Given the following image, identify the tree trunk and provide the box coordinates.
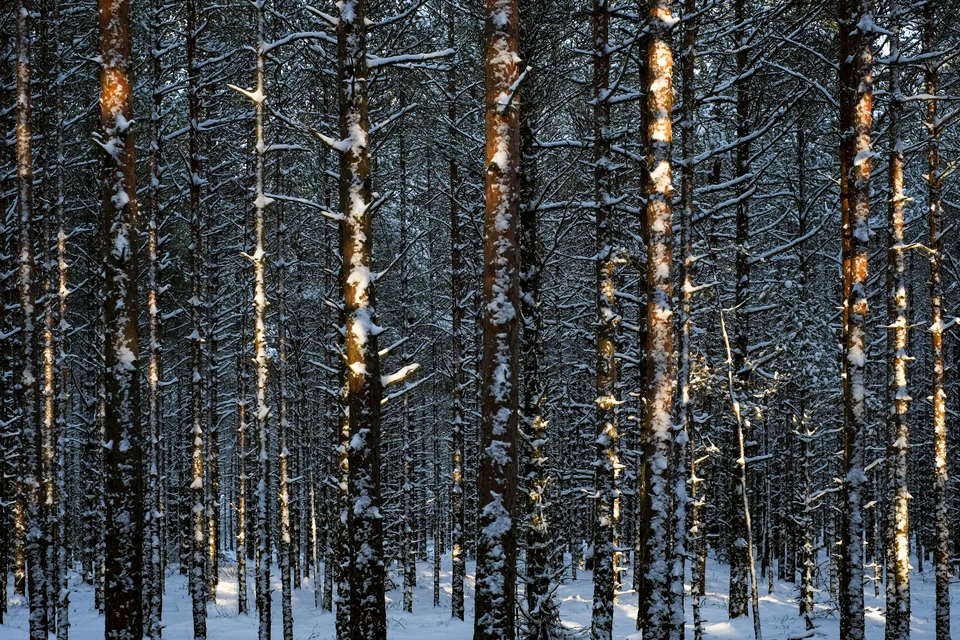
[885,4,910,637]
[15,1,48,637]
[187,0,208,631]
[591,2,620,637]
[924,5,949,639]
[206,241,220,601]
[728,0,752,617]
[641,2,679,637]
[335,3,387,638]
[475,0,521,635]
[679,0,698,634]
[98,0,145,630]
[143,0,166,629]
[227,1,273,635]
[447,0,465,621]
[277,169,294,640]
[838,0,873,637]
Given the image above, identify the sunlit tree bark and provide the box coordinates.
[475,0,521,636]
[640,1,680,637]
[97,0,145,631]
[838,0,873,637]
[924,5,949,639]
[591,2,620,637]
[186,0,208,630]
[333,2,387,637]
[884,4,910,638]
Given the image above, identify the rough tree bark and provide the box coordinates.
[885,4,910,637]
[447,0,465,621]
[474,0,521,636]
[143,0,167,630]
[728,0,752,617]
[277,165,294,640]
[641,2,680,637]
[591,1,621,637]
[97,0,145,631]
[335,2,387,638]
[838,0,873,637]
[924,5,949,639]
[15,1,48,637]
[679,0,698,635]
[228,2,272,636]
[187,0,208,630]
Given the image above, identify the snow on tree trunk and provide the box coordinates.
[640,2,680,637]
[97,0,146,631]
[678,0,698,634]
[276,173,294,640]
[398,129,416,616]
[228,1,274,635]
[16,1,48,637]
[924,5,950,639]
[728,0,752,618]
[187,0,208,631]
[335,2,387,637]
[591,1,621,637]
[143,0,167,630]
[475,0,522,636]
[518,8,557,634]
[447,1,466,621]
[236,343,249,615]
[206,240,221,601]
[838,0,873,637]
[884,4,910,638]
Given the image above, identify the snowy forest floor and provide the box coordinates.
[0,552,957,639]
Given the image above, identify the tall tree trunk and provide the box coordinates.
[719,310,762,640]
[641,2,679,637]
[399,129,416,615]
[447,0,465,621]
[277,168,295,640]
[55,213,69,640]
[15,1,47,637]
[236,344,249,615]
[728,0,752,617]
[924,5,949,639]
[143,0,166,629]
[591,1,620,637]
[885,4,910,637]
[518,3,556,638]
[229,1,273,635]
[838,0,873,637]
[97,0,145,630]
[475,0,521,636]
[679,0,698,634]
[38,1,59,625]
[187,0,208,632]
[335,2,386,638]
[206,241,220,600]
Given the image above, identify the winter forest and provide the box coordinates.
[6,0,960,637]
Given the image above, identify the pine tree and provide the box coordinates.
[884,3,910,637]
[15,1,48,636]
[924,4,950,638]
[475,0,522,636]
[838,0,873,637]
[641,1,680,636]
[97,0,145,631]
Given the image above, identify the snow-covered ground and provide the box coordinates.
[1,553,957,639]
